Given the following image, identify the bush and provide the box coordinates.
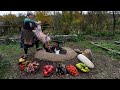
[77,33,86,41]
[3,35,18,45]
[51,34,78,42]
[92,31,113,37]
[84,25,93,34]
[4,36,11,45]
[51,31,62,35]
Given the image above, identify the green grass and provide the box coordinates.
[65,38,120,60]
[0,60,11,78]
[94,40,120,59]
[78,32,120,60]
[95,40,120,51]
[0,42,43,79]
[0,32,120,79]
[65,40,107,54]
[76,40,107,54]
[0,42,23,79]
[0,43,23,58]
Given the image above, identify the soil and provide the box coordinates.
[17,44,120,79]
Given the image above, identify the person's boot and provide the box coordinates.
[23,54,28,59]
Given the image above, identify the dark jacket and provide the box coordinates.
[51,46,67,54]
[23,18,37,31]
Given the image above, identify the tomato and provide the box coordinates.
[43,69,47,72]
[48,68,52,73]
[50,65,54,69]
[48,65,51,68]
[43,66,46,69]
[43,71,48,76]
[19,64,25,71]
[66,65,79,76]
[45,65,49,69]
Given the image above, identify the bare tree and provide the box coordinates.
[53,11,56,31]
[112,11,120,35]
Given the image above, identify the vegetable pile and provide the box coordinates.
[26,61,39,74]
[76,63,90,73]
[66,65,79,76]
[56,64,67,77]
[18,48,94,78]
[43,65,54,76]
[18,58,39,74]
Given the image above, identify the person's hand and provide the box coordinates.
[37,21,41,25]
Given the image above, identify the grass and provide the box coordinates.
[65,32,120,60]
[95,40,120,51]
[0,42,23,79]
[65,40,120,60]
[0,31,120,79]
[0,43,23,58]
[0,42,43,79]
[0,60,11,78]
[66,40,107,54]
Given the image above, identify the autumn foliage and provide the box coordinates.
[0,11,120,36]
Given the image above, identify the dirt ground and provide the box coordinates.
[16,44,120,79]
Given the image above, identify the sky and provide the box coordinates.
[0,11,35,16]
[0,11,88,16]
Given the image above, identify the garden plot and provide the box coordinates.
[90,41,120,55]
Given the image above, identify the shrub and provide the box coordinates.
[77,33,86,41]
[4,36,11,45]
[51,34,78,42]
[92,31,113,37]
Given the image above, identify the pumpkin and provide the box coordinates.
[82,49,93,61]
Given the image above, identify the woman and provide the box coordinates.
[20,12,40,58]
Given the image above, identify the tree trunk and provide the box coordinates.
[113,11,115,36]
[53,11,56,31]
[69,11,73,31]
[80,11,83,33]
